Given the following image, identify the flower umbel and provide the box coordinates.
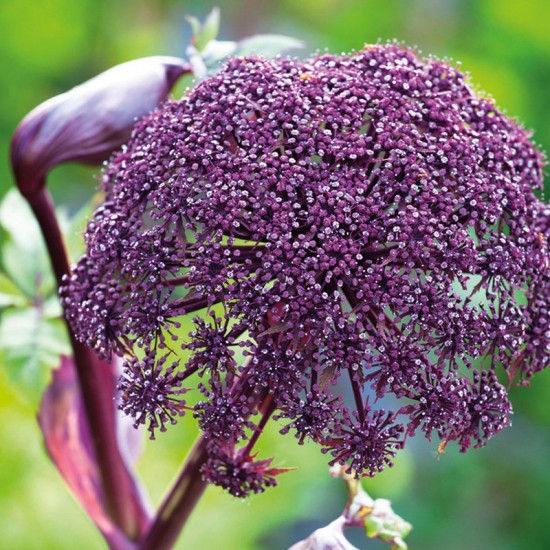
[200,444,291,497]
[63,44,549,484]
[118,350,188,439]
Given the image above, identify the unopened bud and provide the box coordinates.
[11,56,190,197]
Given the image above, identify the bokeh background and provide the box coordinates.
[0,1,549,549]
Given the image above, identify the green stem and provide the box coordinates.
[27,185,146,539]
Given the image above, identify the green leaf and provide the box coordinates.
[187,7,221,53]
[1,240,55,298]
[183,12,304,81]
[0,190,54,297]
[0,307,71,401]
[0,189,42,250]
[364,498,412,550]
[0,272,28,308]
[200,7,221,50]
[0,187,89,301]
[202,40,238,66]
[185,15,201,41]
[233,34,305,57]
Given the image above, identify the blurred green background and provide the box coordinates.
[0,1,549,549]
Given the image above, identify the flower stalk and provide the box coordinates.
[138,436,209,550]
[26,185,147,538]
[10,55,194,542]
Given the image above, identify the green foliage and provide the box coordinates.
[233,35,305,57]
[365,506,411,550]
[0,273,27,308]
[185,7,303,79]
[335,466,412,549]
[0,191,54,297]
[0,308,70,402]
[0,191,79,404]
[186,7,221,53]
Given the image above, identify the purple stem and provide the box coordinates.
[243,394,276,456]
[138,435,209,550]
[140,360,267,549]
[348,369,366,425]
[27,185,147,539]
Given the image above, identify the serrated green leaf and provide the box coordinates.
[233,34,305,57]
[0,190,55,297]
[0,308,71,400]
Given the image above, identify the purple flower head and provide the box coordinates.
[194,386,257,443]
[63,43,549,486]
[326,408,405,476]
[200,445,289,498]
[457,369,512,451]
[399,365,470,442]
[275,387,343,445]
[117,350,188,439]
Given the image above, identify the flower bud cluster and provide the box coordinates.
[62,44,548,493]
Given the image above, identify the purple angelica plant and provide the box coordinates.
[62,44,549,494]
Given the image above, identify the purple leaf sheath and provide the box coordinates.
[38,355,151,549]
[11,56,191,199]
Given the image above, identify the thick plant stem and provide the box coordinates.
[139,436,209,550]
[27,186,146,539]
[140,388,273,549]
